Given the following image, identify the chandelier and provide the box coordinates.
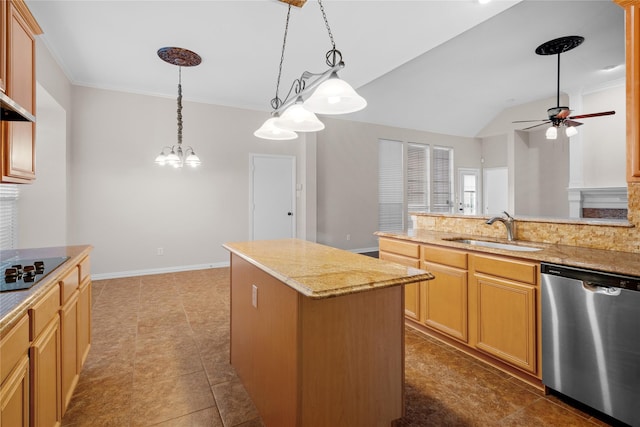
[154,47,202,168]
[254,0,367,140]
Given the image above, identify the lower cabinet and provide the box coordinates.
[379,238,421,320]
[471,254,538,375]
[30,316,61,427]
[77,280,91,369]
[379,238,542,385]
[0,314,30,427]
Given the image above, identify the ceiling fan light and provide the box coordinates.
[254,117,299,140]
[303,72,367,115]
[565,125,578,137]
[274,99,325,132]
[546,126,558,140]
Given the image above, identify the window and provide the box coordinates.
[0,184,19,250]
[378,140,454,231]
[432,146,454,213]
[378,139,404,231]
[407,143,429,224]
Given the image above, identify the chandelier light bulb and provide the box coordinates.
[155,153,167,165]
[304,72,367,115]
[546,125,558,140]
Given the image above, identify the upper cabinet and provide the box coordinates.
[1,0,42,183]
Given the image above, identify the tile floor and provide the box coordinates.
[61,268,616,427]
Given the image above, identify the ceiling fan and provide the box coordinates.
[513,35,615,140]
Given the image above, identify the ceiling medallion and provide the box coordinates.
[535,36,584,56]
[157,47,202,67]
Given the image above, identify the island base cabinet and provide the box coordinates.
[230,254,404,427]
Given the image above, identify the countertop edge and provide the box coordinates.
[0,245,93,337]
[376,231,640,277]
[223,241,434,299]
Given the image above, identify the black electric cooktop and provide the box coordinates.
[1,256,69,292]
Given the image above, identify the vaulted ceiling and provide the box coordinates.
[26,0,624,137]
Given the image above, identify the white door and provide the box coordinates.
[250,154,296,240]
[483,167,508,216]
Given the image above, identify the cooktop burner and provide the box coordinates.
[1,256,69,292]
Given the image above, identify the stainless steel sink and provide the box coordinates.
[447,239,543,252]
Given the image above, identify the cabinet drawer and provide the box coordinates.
[379,238,420,258]
[422,245,468,269]
[29,285,60,340]
[380,251,420,268]
[79,256,90,283]
[59,266,79,304]
[472,254,537,285]
[0,314,29,384]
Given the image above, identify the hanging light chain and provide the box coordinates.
[177,66,183,146]
[271,4,292,110]
[317,0,342,67]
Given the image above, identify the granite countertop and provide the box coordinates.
[0,245,93,337]
[376,230,640,277]
[223,239,434,299]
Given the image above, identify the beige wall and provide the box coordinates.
[316,117,481,251]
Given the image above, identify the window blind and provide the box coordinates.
[0,184,19,250]
[378,139,404,231]
[432,146,453,213]
[407,143,429,220]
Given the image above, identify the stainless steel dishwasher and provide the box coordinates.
[541,263,640,426]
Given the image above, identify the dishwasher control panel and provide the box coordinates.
[541,263,640,292]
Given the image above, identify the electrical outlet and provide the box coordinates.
[157,247,164,256]
[346,234,351,241]
[252,285,258,308]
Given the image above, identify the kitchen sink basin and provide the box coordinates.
[447,239,543,252]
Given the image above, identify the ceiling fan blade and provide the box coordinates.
[512,119,548,123]
[521,121,551,131]
[564,120,583,127]
[568,111,615,120]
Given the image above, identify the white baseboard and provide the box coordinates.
[91,261,230,281]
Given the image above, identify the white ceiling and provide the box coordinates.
[25,0,624,138]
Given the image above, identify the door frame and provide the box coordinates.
[249,153,297,240]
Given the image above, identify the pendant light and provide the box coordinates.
[254,0,366,140]
[154,47,202,168]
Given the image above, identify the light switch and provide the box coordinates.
[252,284,258,308]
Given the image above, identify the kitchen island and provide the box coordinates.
[223,239,433,427]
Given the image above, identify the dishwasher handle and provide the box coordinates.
[583,282,622,296]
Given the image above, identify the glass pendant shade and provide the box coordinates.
[274,98,325,132]
[546,126,558,140]
[254,117,299,140]
[303,72,367,115]
[565,125,578,137]
[155,153,167,165]
[185,152,201,167]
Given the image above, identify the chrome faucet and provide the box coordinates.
[486,211,515,241]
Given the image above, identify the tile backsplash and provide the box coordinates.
[414,182,640,254]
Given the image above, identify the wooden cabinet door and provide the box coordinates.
[3,1,36,182]
[77,281,92,369]
[1,0,6,93]
[474,274,536,373]
[60,292,78,416]
[0,355,29,427]
[30,317,61,427]
[379,250,421,320]
[422,262,468,342]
